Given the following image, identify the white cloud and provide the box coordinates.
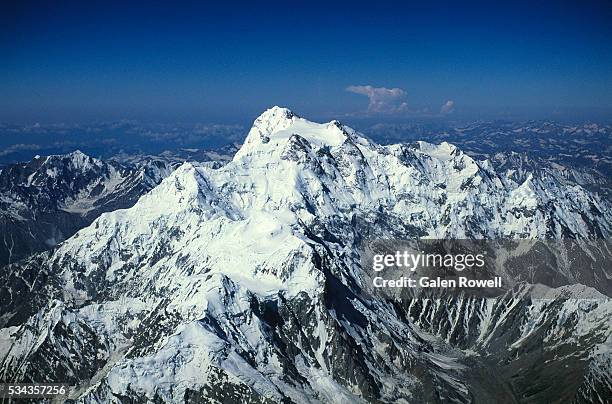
[440,100,455,114]
[0,143,42,157]
[346,85,409,114]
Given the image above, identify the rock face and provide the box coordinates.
[0,107,610,403]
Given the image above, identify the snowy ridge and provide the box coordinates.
[0,108,610,403]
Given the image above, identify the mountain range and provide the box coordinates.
[0,107,610,403]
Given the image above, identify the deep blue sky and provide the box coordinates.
[1,0,611,123]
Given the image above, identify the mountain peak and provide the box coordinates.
[233,107,357,161]
[59,149,102,170]
[68,149,87,157]
[252,106,298,137]
[258,105,297,121]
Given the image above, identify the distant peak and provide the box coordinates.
[42,149,89,161]
[68,149,88,158]
[65,149,96,165]
[47,149,102,170]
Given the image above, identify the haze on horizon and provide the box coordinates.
[1,0,611,124]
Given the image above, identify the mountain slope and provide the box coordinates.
[0,151,177,266]
[0,107,610,403]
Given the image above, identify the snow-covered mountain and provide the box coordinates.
[0,151,174,266]
[367,120,612,200]
[0,107,610,403]
[366,120,612,178]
